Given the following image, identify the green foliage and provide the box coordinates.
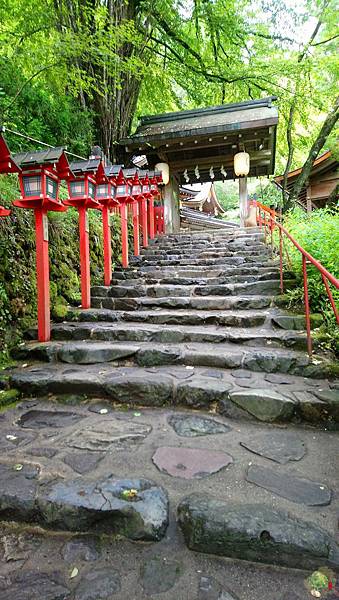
[253,181,283,207]
[214,181,239,211]
[279,206,339,354]
[0,175,127,363]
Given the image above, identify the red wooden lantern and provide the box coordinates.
[13,147,70,342]
[140,171,156,241]
[0,130,20,217]
[114,169,133,268]
[65,159,102,309]
[96,164,120,286]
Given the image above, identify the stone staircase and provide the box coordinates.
[1,227,339,597]
[12,227,338,423]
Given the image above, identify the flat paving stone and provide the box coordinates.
[264,373,292,384]
[62,451,105,474]
[61,535,99,562]
[74,568,121,599]
[246,464,332,506]
[152,446,233,479]
[231,369,252,379]
[140,556,183,593]
[63,418,152,451]
[1,571,70,600]
[17,409,84,429]
[169,414,231,437]
[240,432,306,464]
[0,430,36,450]
[198,575,240,600]
[26,446,58,458]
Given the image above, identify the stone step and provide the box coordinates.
[66,307,322,331]
[91,294,275,311]
[130,256,278,267]
[9,363,339,423]
[140,245,269,257]
[21,321,318,351]
[110,271,284,287]
[111,265,281,280]
[97,280,292,300]
[13,338,336,378]
[68,308,269,327]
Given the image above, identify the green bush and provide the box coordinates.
[0,175,130,363]
[279,206,339,354]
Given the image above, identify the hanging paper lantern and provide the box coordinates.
[234,152,250,176]
[155,162,170,185]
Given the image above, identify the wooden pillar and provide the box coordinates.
[163,175,180,234]
[239,177,248,228]
[306,183,312,213]
[78,206,91,309]
[34,208,51,341]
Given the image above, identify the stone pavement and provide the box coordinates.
[0,400,338,599]
[1,227,339,598]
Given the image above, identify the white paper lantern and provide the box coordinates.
[155,162,170,185]
[234,152,250,177]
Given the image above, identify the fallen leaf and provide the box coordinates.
[22,364,28,368]
[13,464,23,471]
[311,590,321,598]
[70,567,79,579]
[6,435,17,441]
[133,412,141,417]
[99,408,108,414]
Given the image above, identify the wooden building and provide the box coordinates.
[274,150,338,211]
[120,97,278,232]
[179,183,225,216]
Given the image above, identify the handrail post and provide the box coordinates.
[322,274,339,324]
[263,213,267,243]
[270,216,274,258]
[279,226,284,293]
[302,255,312,356]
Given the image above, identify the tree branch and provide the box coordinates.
[2,64,59,116]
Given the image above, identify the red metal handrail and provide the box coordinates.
[253,201,339,356]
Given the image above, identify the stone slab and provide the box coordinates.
[61,535,99,562]
[1,571,70,600]
[140,556,183,594]
[246,464,332,506]
[169,414,231,437]
[17,409,84,429]
[229,389,296,422]
[62,451,105,474]
[152,446,233,479]
[63,419,152,451]
[240,432,306,464]
[198,575,240,600]
[74,569,121,599]
[177,495,339,569]
[37,476,168,540]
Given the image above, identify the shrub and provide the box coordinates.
[279,206,339,354]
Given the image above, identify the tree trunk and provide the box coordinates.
[289,97,339,205]
[54,0,149,163]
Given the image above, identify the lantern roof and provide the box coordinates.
[120,97,278,183]
[69,158,101,175]
[13,146,70,178]
[105,164,123,177]
[0,130,20,174]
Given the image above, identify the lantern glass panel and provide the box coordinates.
[132,185,141,195]
[116,185,126,196]
[142,185,150,193]
[46,176,58,199]
[127,183,133,196]
[151,184,157,191]
[23,175,41,197]
[70,180,85,197]
[96,183,109,198]
[88,182,95,198]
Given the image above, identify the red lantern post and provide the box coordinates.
[115,169,133,268]
[12,147,70,341]
[95,164,120,286]
[66,159,101,308]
